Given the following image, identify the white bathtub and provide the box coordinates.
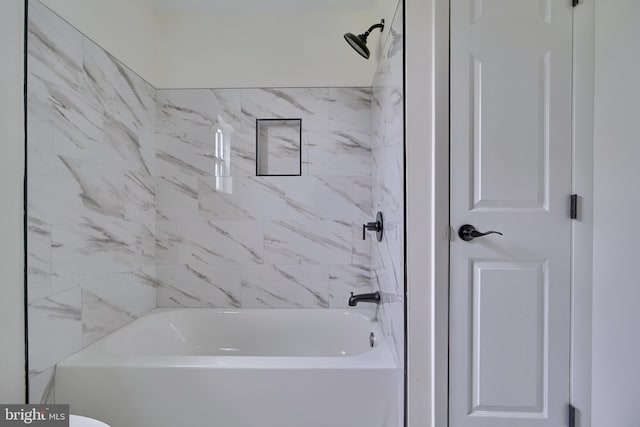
[55,309,397,427]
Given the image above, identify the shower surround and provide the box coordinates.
[154,87,373,310]
[27,0,380,405]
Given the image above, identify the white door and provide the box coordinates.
[449,1,574,427]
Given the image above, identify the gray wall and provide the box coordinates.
[0,0,26,404]
[592,0,640,424]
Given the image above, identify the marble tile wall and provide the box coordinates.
[371,2,405,427]
[155,88,374,310]
[27,1,157,404]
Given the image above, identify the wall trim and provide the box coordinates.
[405,0,449,425]
[570,0,595,425]
[0,0,27,404]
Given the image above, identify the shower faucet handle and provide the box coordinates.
[362,222,379,239]
[362,212,384,242]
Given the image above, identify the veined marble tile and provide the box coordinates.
[140,222,156,265]
[241,265,329,308]
[27,216,51,276]
[139,127,157,176]
[28,2,83,104]
[328,264,373,308]
[156,264,241,308]
[240,88,330,132]
[328,87,372,133]
[157,91,215,135]
[283,176,371,222]
[370,88,384,149]
[155,175,199,220]
[307,131,371,176]
[157,89,243,135]
[28,174,74,226]
[157,129,253,178]
[51,218,145,274]
[108,59,156,133]
[155,133,215,178]
[198,176,287,220]
[371,87,403,149]
[352,222,372,266]
[383,89,404,147]
[82,38,117,113]
[83,38,156,134]
[81,270,156,345]
[178,221,263,265]
[103,114,153,174]
[50,273,84,296]
[28,14,103,163]
[82,289,135,346]
[29,367,55,404]
[28,149,58,176]
[28,287,82,372]
[227,132,258,177]
[387,222,405,296]
[28,273,53,304]
[29,80,104,163]
[372,230,403,298]
[264,219,351,265]
[371,6,405,422]
[29,157,126,225]
[53,268,157,296]
[130,265,160,290]
[124,171,155,223]
[155,220,180,264]
[386,300,405,364]
[27,119,54,153]
[157,89,247,178]
[372,144,404,220]
[56,156,126,217]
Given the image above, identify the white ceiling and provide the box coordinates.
[146,0,374,13]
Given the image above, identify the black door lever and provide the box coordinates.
[458,224,503,242]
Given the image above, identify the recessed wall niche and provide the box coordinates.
[256,118,302,176]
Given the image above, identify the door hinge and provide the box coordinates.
[570,194,578,219]
[573,0,579,7]
[569,404,577,427]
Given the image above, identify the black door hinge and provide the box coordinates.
[570,194,578,219]
[569,404,576,427]
[573,0,579,7]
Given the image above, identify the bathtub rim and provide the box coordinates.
[57,308,396,370]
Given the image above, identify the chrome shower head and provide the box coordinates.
[343,19,385,59]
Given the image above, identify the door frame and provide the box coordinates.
[405,0,595,426]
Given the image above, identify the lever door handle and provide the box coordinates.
[458,224,503,242]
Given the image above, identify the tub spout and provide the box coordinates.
[348,291,381,306]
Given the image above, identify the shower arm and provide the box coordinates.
[362,21,384,38]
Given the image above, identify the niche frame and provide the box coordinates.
[255,118,303,177]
